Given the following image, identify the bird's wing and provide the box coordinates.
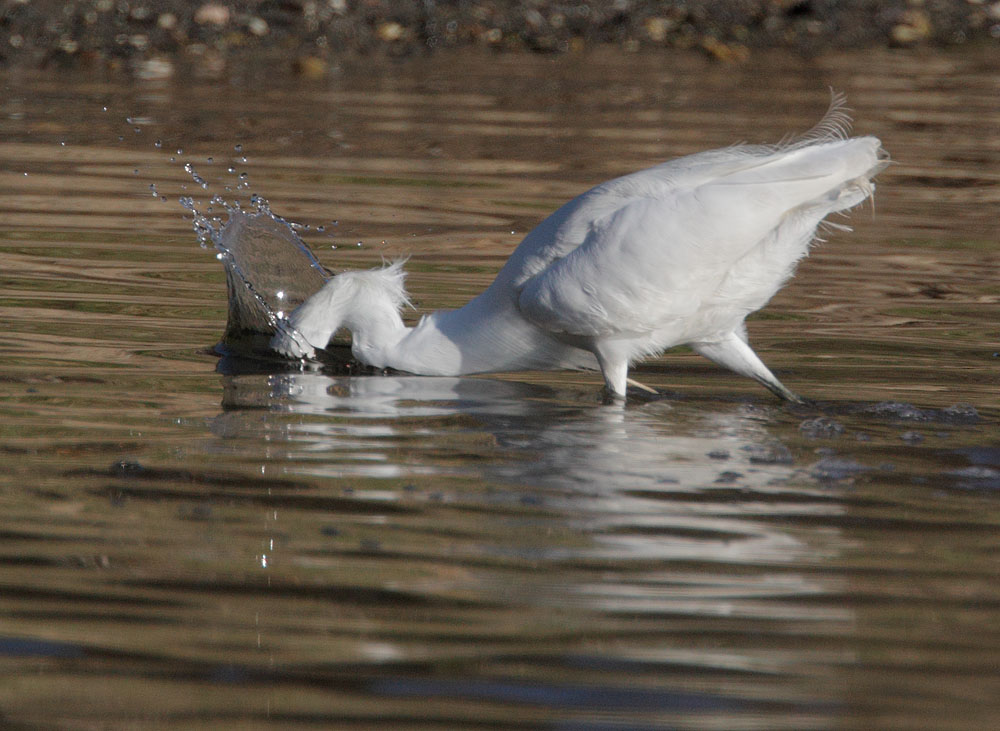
[515,192,732,338]
[515,137,884,340]
[499,145,822,290]
[501,93,870,292]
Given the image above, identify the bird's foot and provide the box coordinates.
[600,386,627,405]
[626,377,659,395]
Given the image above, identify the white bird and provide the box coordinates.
[270,98,888,401]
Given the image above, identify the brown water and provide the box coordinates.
[1,48,998,729]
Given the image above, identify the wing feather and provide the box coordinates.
[516,136,885,340]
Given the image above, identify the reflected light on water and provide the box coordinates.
[0,47,998,730]
[216,371,850,626]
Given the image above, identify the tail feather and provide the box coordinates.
[788,90,854,147]
[703,137,887,223]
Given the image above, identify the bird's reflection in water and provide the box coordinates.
[215,370,844,565]
[213,370,851,698]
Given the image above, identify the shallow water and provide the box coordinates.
[1,48,999,729]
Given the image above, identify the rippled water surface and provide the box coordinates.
[1,49,998,729]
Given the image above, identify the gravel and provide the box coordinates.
[1,0,998,76]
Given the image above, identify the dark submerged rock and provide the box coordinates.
[799,416,846,438]
[811,457,871,481]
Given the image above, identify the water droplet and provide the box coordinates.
[60,141,66,146]
[227,166,235,174]
[154,139,162,148]
[276,290,285,300]
[117,136,124,142]
[234,143,243,153]
[133,127,141,134]
[176,148,183,155]
[102,106,108,112]
[125,116,134,124]
[356,241,362,247]
[317,225,325,232]
[133,169,139,175]
[239,172,248,180]
[206,157,213,164]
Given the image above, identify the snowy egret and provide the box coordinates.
[270,98,888,401]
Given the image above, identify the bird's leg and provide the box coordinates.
[692,331,804,404]
[594,343,629,400]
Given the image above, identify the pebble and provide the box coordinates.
[247,17,269,37]
[376,22,406,42]
[644,17,676,43]
[891,9,933,44]
[194,3,230,27]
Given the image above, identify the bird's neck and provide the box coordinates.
[347,308,413,369]
[364,309,465,375]
[369,287,591,376]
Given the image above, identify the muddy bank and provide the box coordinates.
[1,0,998,76]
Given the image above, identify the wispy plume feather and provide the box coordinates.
[791,90,853,146]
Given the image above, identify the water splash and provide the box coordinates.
[213,203,333,357]
[113,111,296,333]
[175,167,330,356]
[131,127,338,360]
[183,162,209,189]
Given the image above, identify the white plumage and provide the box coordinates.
[271,98,888,400]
